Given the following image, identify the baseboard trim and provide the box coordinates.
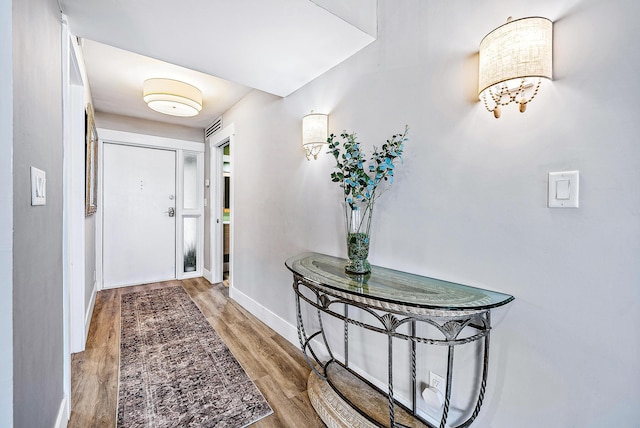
[54,395,69,428]
[84,280,97,343]
[229,286,301,349]
[203,268,213,284]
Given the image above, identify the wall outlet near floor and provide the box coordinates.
[422,371,446,411]
[429,371,445,395]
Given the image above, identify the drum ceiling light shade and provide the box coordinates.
[143,78,203,117]
[302,112,328,160]
[478,17,553,118]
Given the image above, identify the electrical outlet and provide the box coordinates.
[429,371,445,396]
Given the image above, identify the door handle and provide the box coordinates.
[166,207,175,217]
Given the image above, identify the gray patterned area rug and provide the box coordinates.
[117,285,273,427]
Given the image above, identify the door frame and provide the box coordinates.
[209,124,235,286]
[61,21,86,422]
[96,129,204,290]
[63,35,86,355]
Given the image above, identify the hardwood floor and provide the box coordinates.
[68,277,325,428]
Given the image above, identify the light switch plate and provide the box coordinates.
[548,171,579,208]
[30,166,46,206]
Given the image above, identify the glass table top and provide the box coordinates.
[286,252,514,312]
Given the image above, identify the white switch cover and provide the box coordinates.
[556,179,570,200]
[30,166,46,206]
[548,171,579,208]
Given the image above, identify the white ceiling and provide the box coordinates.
[79,39,252,128]
[60,0,376,129]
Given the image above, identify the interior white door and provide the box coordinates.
[103,143,176,288]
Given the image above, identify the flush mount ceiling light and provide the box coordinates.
[143,78,203,117]
[302,112,328,160]
[478,17,553,118]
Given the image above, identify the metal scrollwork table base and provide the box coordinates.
[286,253,514,428]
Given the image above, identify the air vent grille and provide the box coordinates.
[205,116,223,139]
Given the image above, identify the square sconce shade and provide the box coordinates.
[478,17,553,118]
[302,112,328,160]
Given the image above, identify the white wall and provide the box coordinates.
[217,0,640,426]
[0,0,13,425]
[96,111,204,143]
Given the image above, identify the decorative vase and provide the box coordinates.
[344,201,373,274]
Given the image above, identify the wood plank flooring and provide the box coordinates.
[67,277,325,428]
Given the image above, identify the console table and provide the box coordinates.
[286,252,514,428]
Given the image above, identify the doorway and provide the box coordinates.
[209,124,234,286]
[222,143,230,286]
[102,143,176,288]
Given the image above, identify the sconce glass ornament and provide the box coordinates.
[302,112,328,160]
[478,17,553,118]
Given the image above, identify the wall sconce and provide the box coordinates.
[302,112,328,160]
[143,78,203,117]
[478,17,553,118]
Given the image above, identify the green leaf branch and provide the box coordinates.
[328,125,409,210]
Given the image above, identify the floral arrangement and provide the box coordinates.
[327,126,408,274]
[328,125,409,210]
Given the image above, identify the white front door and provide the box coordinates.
[103,143,176,288]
